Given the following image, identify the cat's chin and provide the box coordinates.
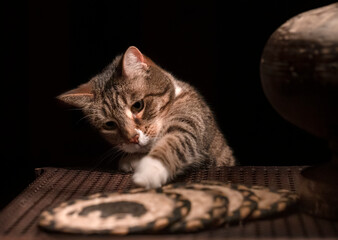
[119,143,150,154]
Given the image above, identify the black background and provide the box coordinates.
[2,0,335,209]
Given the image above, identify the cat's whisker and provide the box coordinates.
[104,154,123,170]
[86,156,106,172]
[95,148,118,167]
[94,146,124,170]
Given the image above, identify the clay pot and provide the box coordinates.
[260,3,338,219]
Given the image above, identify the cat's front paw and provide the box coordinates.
[132,156,169,189]
[118,159,134,173]
[118,154,145,173]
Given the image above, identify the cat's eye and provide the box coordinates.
[131,100,144,113]
[103,121,117,130]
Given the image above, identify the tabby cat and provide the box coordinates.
[58,46,235,188]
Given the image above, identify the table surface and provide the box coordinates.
[0,166,337,240]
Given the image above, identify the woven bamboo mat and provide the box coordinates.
[1,166,338,239]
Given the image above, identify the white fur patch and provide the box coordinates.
[164,72,182,97]
[135,129,150,147]
[173,81,182,97]
[132,156,169,189]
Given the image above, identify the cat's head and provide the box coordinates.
[58,46,175,153]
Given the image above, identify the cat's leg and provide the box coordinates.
[133,134,197,188]
[132,156,169,188]
[209,130,236,166]
[118,153,146,172]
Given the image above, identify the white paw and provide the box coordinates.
[132,156,169,189]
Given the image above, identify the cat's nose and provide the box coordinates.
[128,134,139,144]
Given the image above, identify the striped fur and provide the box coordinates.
[58,46,235,188]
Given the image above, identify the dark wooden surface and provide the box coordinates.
[1,166,338,239]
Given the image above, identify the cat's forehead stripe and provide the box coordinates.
[143,85,171,98]
[103,91,123,110]
[101,104,111,118]
[120,94,128,105]
[112,92,121,108]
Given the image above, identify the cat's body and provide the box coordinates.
[58,46,235,188]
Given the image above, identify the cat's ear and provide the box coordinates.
[122,46,148,78]
[57,82,94,108]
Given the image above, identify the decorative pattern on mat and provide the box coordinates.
[186,181,259,224]
[39,189,190,235]
[247,185,299,220]
[162,183,228,232]
[38,179,299,235]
